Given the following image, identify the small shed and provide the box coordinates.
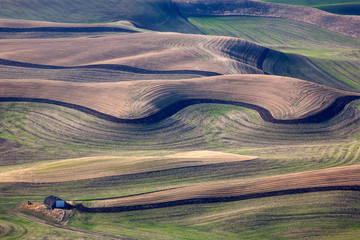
[43,196,67,209]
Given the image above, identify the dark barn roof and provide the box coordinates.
[43,195,65,209]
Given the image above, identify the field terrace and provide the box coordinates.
[1,1,360,239]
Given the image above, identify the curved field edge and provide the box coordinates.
[258,0,360,16]
[173,0,360,39]
[0,58,221,77]
[1,95,359,125]
[316,3,360,16]
[1,191,360,239]
[1,100,360,165]
[68,191,360,240]
[188,16,360,90]
[0,0,200,34]
[1,75,358,122]
[0,31,354,90]
[72,164,360,209]
[0,32,271,76]
[0,151,257,182]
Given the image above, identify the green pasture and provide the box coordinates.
[189,16,360,90]
[0,201,99,239]
[69,191,360,240]
[259,0,360,15]
[2,190,359,239]
[189,16,360,59]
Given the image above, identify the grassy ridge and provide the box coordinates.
[259,0,360,15]
[189,16,360,90]
[189,16,360,59]
[1,101,360,165]
[1,190,359,239]
[68,191,360,239]
[0,0,199,33]
[2,101,360,238]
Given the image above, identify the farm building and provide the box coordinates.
[43,196,67,209]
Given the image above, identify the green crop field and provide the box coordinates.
[259,0,360,15]
[189,16,360,90]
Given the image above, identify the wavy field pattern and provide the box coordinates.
[1,1,360,239]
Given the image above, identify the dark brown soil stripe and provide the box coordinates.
[74,185,360,213]
[0,58,221,76]
[0,27,138,33]
[1,95,359,124]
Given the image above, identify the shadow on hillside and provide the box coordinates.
[0,58,221,76]
[1,95,359,125]
[75,185,360,213]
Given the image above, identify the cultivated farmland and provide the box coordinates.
[1,0,360,239]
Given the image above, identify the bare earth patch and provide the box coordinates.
[20,202,74,224]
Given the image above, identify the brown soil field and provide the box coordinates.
[173,0,360,39]
[0,75,356,121]
[0,32,269,75]
[0,18,138,39]
[85,164,360,209]
[0,18,134,29]
[0,151,257,182]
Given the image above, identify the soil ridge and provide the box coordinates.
[1,95,359,124]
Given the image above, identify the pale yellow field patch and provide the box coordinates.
[167,150,257,162]
[0,151,257,183]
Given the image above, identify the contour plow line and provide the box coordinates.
[0,32,290,76]
[77,164,360,212]
[0,151,258,183]
[173,0,360,39]
[0,32,344,88]
[1,75,359,124]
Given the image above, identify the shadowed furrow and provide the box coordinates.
[77,165,360,212]
[0,58,221,77]
[0,33,278,76]
[0,75,357,123]
[2,100,360,164]
[0,65,207,82]
[0,27,137,33]
[1,95,359,124]
[0,31,348,88]
[76,186,360,213]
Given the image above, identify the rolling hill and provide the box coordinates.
[0,0,200,33]
[1,0,360,239]
[259,0,360,15]
[173,0,360,38]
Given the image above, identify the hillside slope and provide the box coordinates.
[189,16,360,90]
[259,0,360,16]
[0,0,200,33]
[0,75,357,122]
[173,0,360,38]
[0,31,349,90]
